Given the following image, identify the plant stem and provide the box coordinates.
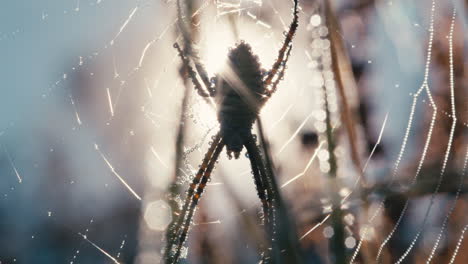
[323,0,364,180]
[164,1,197,262]
[322,71,347,263]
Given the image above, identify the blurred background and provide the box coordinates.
[0,0,467,263]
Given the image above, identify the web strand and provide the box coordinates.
[351,1,439,262]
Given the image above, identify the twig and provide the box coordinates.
[323,0,365,180]
[321,67,347,263]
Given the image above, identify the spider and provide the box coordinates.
[166,0,299,263]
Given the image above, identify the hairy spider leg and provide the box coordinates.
[174,42,213,98]
[244,135,279,264]
[176,0,216,97]
[172,133,222,231]
[244,136,269,224]
[172,138,225,263]
[263,0,298,92]
[167,133,221,261]
[244,134,270,225]
[194,59,216,96]
[263,45,292,99]
[244,137,276,222]
[244,134,274,263]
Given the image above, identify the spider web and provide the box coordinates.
[348,1,467,263]
[0,0,466,263]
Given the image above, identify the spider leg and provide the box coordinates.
[244,134,279,264]
[263,0,298,95]
[174,42,212,98]
[244,136,276,223]
[166,132,221,262]
[192,55,216,97]
[172,136,225,263]
[244,134,273,263]
[262,44,292,100]
[244,134,270,226]
[176,0,216,97]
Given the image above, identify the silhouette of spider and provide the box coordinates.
[166,0,299,263]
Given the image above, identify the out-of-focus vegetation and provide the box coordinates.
[0,0,466,263]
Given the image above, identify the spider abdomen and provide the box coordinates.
[218,84,260,159]
[216,42,265,159]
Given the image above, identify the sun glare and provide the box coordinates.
[201,27,234,76]
[192,97,218,128]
